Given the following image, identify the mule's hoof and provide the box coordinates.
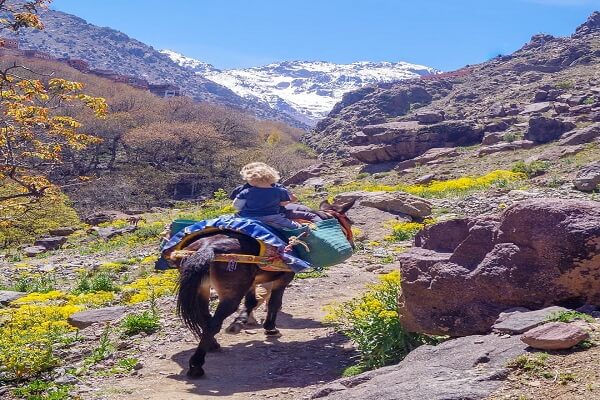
[187,366,205,379]
[208,341,221,352]
[264,328,281,337]
[225,322,243,334]
[246,314,259,326]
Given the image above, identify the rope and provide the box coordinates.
[284,231,310,253]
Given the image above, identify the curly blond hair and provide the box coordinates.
[240,162,281,186]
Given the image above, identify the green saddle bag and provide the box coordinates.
[281,219,353,268]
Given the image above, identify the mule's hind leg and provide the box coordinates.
[225,288,258,334]
[188,279,212,378]
[263,273,294,336]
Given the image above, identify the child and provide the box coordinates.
[232,163,301,230]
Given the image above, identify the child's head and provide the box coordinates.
[240,162,280,186]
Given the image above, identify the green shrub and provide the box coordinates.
[121,311,160,336]
[12,380,72,400]
[556,80,574,89]
[511,160,550,178]
[324,271,439,370]
[503,131,523,143]
[546,310,594,323]
[13,273,57,293]
[74,272,119,293]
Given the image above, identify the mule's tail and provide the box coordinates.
[176,247,214,337]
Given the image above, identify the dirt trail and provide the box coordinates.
[97,259,378,400]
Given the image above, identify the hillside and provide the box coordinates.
[7,9,305,127]
[164,50,437,125]
[304,12,600,161]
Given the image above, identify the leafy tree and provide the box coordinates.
[0,0,107,214]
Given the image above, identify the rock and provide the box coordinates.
[345,206,411,240]
[533,90,548,102]
[395,147,459,170]
[91,225,137,240]
[520,102,552,114]
[350,121,482,164]
[482,132,504,145]
[477,140,535,156]
[492,306,568,334]
[48,227,77,237]
[414,174,436,185]
[483,120,510,133]
[84,210,131,225]
[335,191,432,218]
[0,290,26,305]
[576,304,598,315]
[415,111,444,124]
[525,116,576,143]
[312,334,527,400]
[23,245,47,257]
[282,163,326,185]
[559,122,600,146]
[34,236,67,250]
[68,306,128,329]
[554,102,570,114]
[398,198,600,336]
[303,177,326,190]
[521,322,589,350]
[574,162,600,191]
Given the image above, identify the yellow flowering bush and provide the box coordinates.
[121,269,179,304]
[325,271,435,371]
[326,170,524,199]
[384,219,435,242]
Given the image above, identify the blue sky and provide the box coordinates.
[51,0,598,71]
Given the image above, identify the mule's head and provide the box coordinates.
[319,199,356,246]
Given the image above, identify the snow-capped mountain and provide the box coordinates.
[163,50,439,125]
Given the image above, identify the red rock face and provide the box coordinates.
[398,198,600,336]
[521,322,589,350]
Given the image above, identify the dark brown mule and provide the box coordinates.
[176,200,355,378]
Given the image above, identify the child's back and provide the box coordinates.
[236,185,289,218]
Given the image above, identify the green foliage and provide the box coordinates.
[556,80,574,89]
[546,310,595,323]
[507,353,549,375]
[116,357,139,372]
[212,188,229,201]
[121,311,160,336]
[295,270,327,279]
[325,271,439,370]
[503,131,523,143]
[74,271,119,294]
[342,364,365,377]
[356,172,370,180]
[86,325,113,365]
[12,273,56,293]
[512,160,551,178]
[583,97,595,105]
[12,380,72,400]
[0,188,80,247]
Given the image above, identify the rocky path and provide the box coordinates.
[94,258,380,400]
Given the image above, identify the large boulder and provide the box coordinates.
[574,161,600,192]
[350,120,483,163]
[282,163,326,186]
[395,148,459,171]
[521,322,589,350]
[312,334,527,400]
[398,198,600,336]
[334,191,432,218]
[34,236,68,250]
[525,116,576,143]
[558,122,600,146]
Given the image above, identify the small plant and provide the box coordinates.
[384,219,435,242]
[12,380,72,400]
[507,353,549,375]
[295,270,327,279]
[559,372,577,385]
[546,310,595,323]
[342,364,364,377]
[86,324,114,365]
[556,80,574,89]
[325,271,439,371]
[12,273,57,293]
[356,172,369,180]
[583,97,595,105]
[74,271,119,294]
[116,357,139,372]
[512,160,550,178]
[503,131,523,143]
[121,311,160,336]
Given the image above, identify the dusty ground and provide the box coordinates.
[90,257,382,400]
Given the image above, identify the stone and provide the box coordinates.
[345,205,411,240]
[282,163,326,185]
[84,210,131,226]
[482,132,504,145]
[91,225,137,240]
[23,245,47,257]
[335,191,432,218]
[350,120,482,164]
[415,111,444,124]
[0,290,26,305]
[483,120,510,133]
[414,174,436,185]
[477,140,535,156]
[68,306,128,329]
[559,122,600,146]
[48,227,77,237]
[520,102,552,114]
[395,147,459,170]
[533,90,548,102]
[398,198,600,336]
[521,322,589,350]
[554,102,570,114]
[525,116,576,143]
[312,334,527,400]
[492,306,568,334]
[574,162,600,192]
[34,236,67,250]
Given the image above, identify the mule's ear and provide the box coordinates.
[336,199,356,214]
[320,200,333,211]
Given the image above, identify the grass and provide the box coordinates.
[12,273,57,293]
[546,310,595,323]
[507,353,550,376]
[74,271,120,294]
[85,325,114,365]
[121,311,160,336]
[295,270,327,279]
[12,380,73,400]
[512,160,551,178]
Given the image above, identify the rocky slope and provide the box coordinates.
[8,9,304,127]
[305,12,600,162]
[162,55,437,126]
